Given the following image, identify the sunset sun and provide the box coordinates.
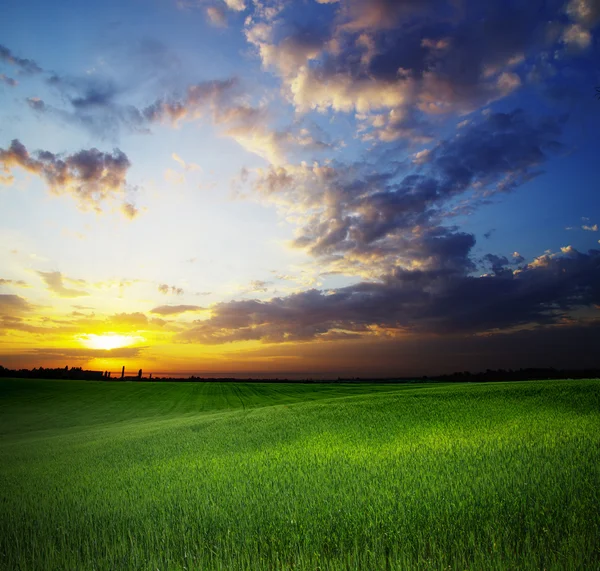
[78,334,143,351]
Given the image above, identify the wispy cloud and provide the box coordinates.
[37,271,89,298]
[0,74,17,87]
[0,43,42,74]
[150,305,204,315]
[0,278,29,288]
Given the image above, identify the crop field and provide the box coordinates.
[0,378,598,570]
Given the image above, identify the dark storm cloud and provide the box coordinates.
[0,139,137,217]
[0,43,42,74]
[177,246,600,344]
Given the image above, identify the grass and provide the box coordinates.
[0,378,598,570]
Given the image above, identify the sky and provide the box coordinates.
[0,0,599,378]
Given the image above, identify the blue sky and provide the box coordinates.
[0,0,599,377]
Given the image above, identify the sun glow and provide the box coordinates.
[78,333,144,350]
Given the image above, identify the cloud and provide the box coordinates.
[57,75,120,110]
[28,77,152,139]
[141,77,239,124]
[337,0,444,32]
[23,40,185,139]
[120,202,139,219]
[562,0,600,50]
[176,246,600,344]
[0,294,36,334]
[249,109,563,276]
[158,284,184,295]
[0,43,42,74]
[0,74,17,87]
[206,5,228,26]
[181,0,246,11]
[223,0,245,10]
[0,139,137,217]
[241,0,595,144]
[42,74,153,138]
[150,304,204,315]
[0,294,32,315]
[248,280,269,292]
[172,153,201,171]
[145,80,315,164]
[26,53,325,164]
[566,0,600,27]
[582,224,598,231]
[483,253,510,276]
[28,346,147,360]
[562,23,592,50]
[25,97,45,111]
[37,271,89,298]
[164,168,185,186]
[108,312,149,327]
[0,278,28,288]
[244,2,526,117]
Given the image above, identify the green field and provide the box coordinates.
[0,378,598,570]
